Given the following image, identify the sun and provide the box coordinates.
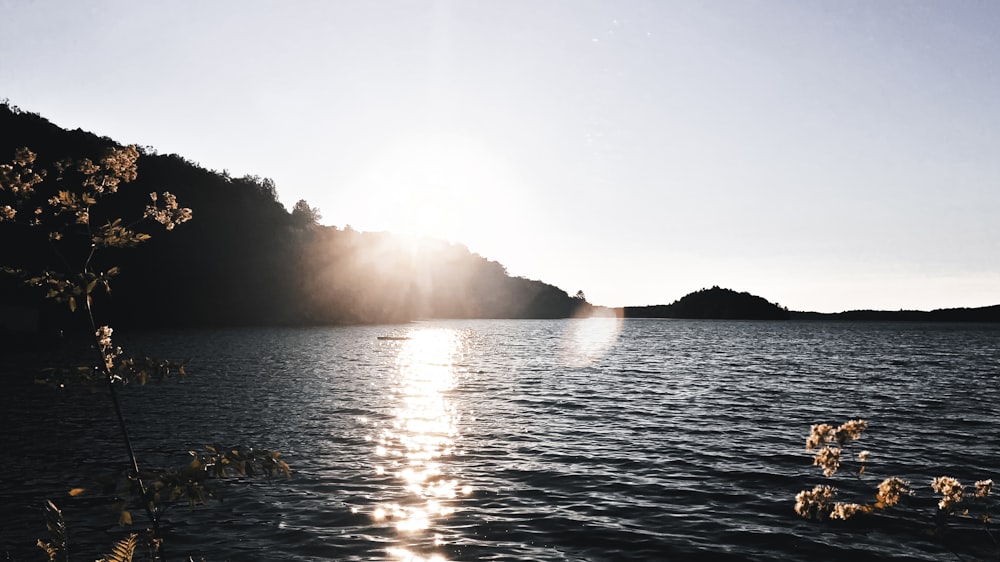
[344,133,532,245]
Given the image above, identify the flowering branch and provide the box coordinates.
[794,418,996,560]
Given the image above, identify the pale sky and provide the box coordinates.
[3,1,999,312]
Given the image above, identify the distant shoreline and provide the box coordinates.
[617,287,1000,322]
[787,306,1000,322]
[617,307,1000,323]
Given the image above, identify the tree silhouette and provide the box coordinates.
[291,198,321,226]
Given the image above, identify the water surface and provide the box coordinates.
[1,319,998,560]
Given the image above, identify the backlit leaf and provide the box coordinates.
[97,533,137,562]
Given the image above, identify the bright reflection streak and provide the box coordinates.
[562,316,623,367]
[387,547,448,562]
[366,328,470,561]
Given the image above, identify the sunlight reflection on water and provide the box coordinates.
[366,328,470,561]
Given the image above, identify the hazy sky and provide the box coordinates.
[3,1,999,312]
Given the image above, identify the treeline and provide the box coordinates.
[624,286,790,320]
[0,101,589,332]
[791,306,1000,322]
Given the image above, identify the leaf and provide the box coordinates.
[68,296,76,312]
[118,509,132,526]
[86,279,97,294]
[97,533,137,562]
[67,488,85,497]
[37,500,68,562]
[36,539,57,561]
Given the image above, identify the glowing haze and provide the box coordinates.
[2,1,999,312]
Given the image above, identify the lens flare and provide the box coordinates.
[562,316,623,367]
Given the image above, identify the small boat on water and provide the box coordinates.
[376,336,410,341]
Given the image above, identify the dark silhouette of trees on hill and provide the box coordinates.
[625,286,790,320]
[291,199,322,226]
[0,101,589,332]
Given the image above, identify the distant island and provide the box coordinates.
[622,286,790,320]
[621,286,1000,322]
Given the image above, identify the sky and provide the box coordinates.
[2,1,999,312]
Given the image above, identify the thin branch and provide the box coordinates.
[83,297,166,561]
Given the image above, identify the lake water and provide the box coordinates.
[1,319,998,561]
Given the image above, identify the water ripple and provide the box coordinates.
[1,320,998,560]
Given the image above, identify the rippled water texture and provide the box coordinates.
[2,320,998,560]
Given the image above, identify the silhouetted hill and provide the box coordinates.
[0,101,589,332]
[623,286,790,320]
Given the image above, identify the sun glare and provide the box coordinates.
[346,133,533,245]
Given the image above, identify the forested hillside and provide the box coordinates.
[0,101,589,332]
